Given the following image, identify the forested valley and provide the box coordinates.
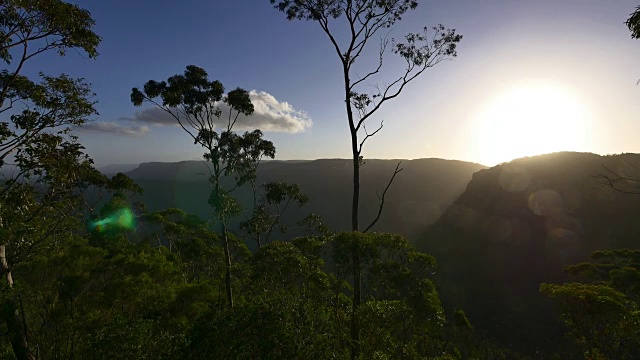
[0,1,639,359]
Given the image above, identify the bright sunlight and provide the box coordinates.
[474,83,592,166]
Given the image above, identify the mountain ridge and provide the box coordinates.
[416,151,640,353]
[120,157,487,239]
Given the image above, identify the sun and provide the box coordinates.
[473,83,591,166]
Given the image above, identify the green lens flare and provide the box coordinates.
[116,208,134,228]
[90,208,135,232]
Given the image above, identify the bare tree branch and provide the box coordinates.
[594,163,640,195]
[350,37,388,90]
[363,162,403,233]
[358,120,383,154]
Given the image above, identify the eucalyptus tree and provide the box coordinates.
[268,2,461,356]
[240,181,309,249]
[131,66,276,308]
[0,1,102,358]
[268,0,461,233]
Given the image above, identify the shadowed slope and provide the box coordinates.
[417,152,640,353]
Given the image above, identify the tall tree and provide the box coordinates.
[131,66,276,308]
[269,0,461,233]
[0,1,101,358]
[268,2,461,356]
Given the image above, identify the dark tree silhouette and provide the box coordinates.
[268,1,461,357]
[131,66,275,308]
[627,5,640,39]
[269,0,461,233]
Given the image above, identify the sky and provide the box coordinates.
[19,0,640,167]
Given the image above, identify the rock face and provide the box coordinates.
[416,152,640,353]
[124,158,485,239]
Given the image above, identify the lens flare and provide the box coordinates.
[89,208,135,232]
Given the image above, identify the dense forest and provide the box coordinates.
[0,1,639,359]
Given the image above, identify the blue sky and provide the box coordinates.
[22,0,640,166]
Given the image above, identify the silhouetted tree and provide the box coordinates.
[269,0,461,233]
[268,1,461,356]
[627,5,640,39]
[131,66,276,308]
[0,1,102,358]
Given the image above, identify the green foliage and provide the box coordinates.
[0,0,101,177]
[107,172,144,196]
[241,181,311,247]
[541,249,640,359]
[358,299,444,360]
[452,308,472,331]
[0,0,107,281]
[140,208,225,282]
[183,233,461,359]
[191,297,343,360]
[15,235,219,359]
[0,0,100,63]
[326,232,451,358]
[0,3,105,357]
[250,241,328,294]
[298,212,333,236]
[189,240,344,359]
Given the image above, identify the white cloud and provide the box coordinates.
[123,90,312,133]
[243,90,312,133]
[78,122,150,137]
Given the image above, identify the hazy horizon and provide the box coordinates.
[97,150,635,171]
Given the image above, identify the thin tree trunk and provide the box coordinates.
[0,245,35,360]
[346,72,360,233]
[344,62,362,360]
[215,177,234,309]
[221,221,233,309]
[212,167,234,309]
[350,140,362,360]
[0,245,13,287]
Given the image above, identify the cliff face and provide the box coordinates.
[417,152,640,352]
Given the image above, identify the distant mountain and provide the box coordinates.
[99,163,140,175]
[125,158,486,240]
[125,160,320,181]
[416,152,640,353]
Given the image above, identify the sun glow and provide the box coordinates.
[474,83,592,166]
